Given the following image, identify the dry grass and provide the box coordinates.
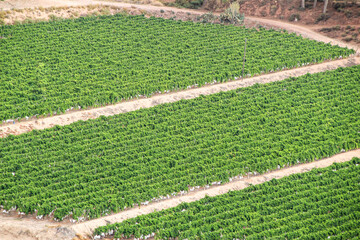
[0,5,135,25]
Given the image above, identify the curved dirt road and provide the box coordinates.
[1,0,359,138]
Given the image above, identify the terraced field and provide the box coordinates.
[0,14,354,121]
[0,65,359,221]
[95,158,360,239]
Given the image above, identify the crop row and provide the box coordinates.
[0,65,359,220]
[95,158,360,240]
[0,14,354,121]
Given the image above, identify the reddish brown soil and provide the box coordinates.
[312,24,360,46]
[202,0,360,26]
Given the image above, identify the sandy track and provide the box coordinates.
[71,149,360,238]
[1,56,359,138]
[0,216,75,240]
[245,17,360,54]
[1,2,360,239]
[0,149,359,240]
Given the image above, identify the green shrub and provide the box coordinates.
[315,13,330,23]
[220,2,244,24]
[288,13,300,21]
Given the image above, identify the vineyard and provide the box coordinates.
[0,65,359,221]
[94,158,360,239]
[0,14,354,121]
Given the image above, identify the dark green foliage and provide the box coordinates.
[0,14,354,121]
[95,158,360,239]
[0,66,359,220]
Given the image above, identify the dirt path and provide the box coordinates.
[1,2,360,239]
[72,149,360,238]
[1,56,358,138]
[0,149,359,240]
[0,216,75,240]
[245,17,360,54]
[1,0,359,137]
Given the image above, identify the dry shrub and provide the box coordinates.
[0,10,7,19]
[100,7,111,15]
[220,2,244,24]
[289,13,300,21]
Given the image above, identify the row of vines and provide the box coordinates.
[0,14,354,121]
[95,158,360,239]
[0,65,359,220]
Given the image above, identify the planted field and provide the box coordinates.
[95,158,360,240]
[0,14,354,121]
[0,65,359,220]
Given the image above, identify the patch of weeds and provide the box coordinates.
[319,26,340,33]
[49,14,60,21]
[270,5,278,15]
[100,8,111,15]
[199,12,217,23]
[289,13,300,21]
[315,13,330,23]
[298,7,305,11]
[0,10,6,19]
[344,10,352,18]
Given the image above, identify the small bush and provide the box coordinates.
[100,8,111,15]
[315,14,330,23]
[344,10,352,18]
[0,10,6,19]
[169,0,204,9]
[199,12,217,23]
[319,26,341,33]
[220,2,244,25]
[270,5,278,15]
[289,13,300,21]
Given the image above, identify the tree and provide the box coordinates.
[313,0,317,8]
[301,0,305,8]
[323,0,329,13]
